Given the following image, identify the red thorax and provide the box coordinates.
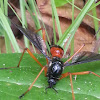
[50,46,64,58]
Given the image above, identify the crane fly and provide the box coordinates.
[1,20,100,100]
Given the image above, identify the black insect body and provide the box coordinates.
[44,45,64,90]
[47,57,64,89]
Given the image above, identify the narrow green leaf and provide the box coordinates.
[20,0,29,48]
[52,5,56,44]
[0,0,4,13]
[0,8,20,53]
[0,23,5,36]
[92,3,99,39]
[51,0,62,39]
[4,31,12,53]
[70,0,75,56]
[4,0,8,16]
[4,0,12,53]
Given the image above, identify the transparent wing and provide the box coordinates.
[64,51,100,67]
[12,22,51,61]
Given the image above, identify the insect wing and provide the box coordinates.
[12,22,51,60]
[64,51,100,67]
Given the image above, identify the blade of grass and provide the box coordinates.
[52,5,56,44]
[57,0,95,55]
[32,44,36,53]
[0,8,20,53]
[63,31,75,55]
[70,0,75,56]
[20,0,29,49]
[92,3,100,39]
[4,31,12,53]
[4,0,8,15]
[4,0,12,53]
[51,0,62,39]
[0,0,4,13]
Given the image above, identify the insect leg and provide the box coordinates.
[71,71,100,77]
[60,71,100,80]
[59,72,75,100]
[64,44,85,66]
[42,28,46,42]
[34,27,43,33]
[19,66,46,99]
[17,48,43,68]
[34,27,46,42]
[69,73,75,100]
[17,48,47,75]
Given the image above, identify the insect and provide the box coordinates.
[1,21,100,100]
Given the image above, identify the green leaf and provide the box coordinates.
[0,53,100,100]
[54,0,72,7]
